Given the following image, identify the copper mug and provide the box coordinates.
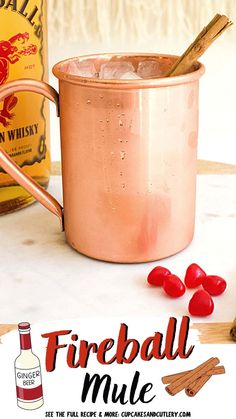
[0,53,204,263]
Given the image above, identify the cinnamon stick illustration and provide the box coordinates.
[185,375,211,397]
[165,357,220,396]
[185,364,225,397]
[162,365,225,385]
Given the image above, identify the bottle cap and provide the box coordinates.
[18,322,30,330]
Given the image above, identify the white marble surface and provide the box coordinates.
[1,175,236,323]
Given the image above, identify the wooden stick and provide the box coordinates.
[167,14,233,77]
[165,357,219,396]
[162,365,225,384]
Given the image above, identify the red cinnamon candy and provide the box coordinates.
[163,275,186,298]
[147,266,171,286]
[188,290,214,316]
[202,275,227,296]
[184,263,206,288]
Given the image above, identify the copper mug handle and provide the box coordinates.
[0,79,64,229]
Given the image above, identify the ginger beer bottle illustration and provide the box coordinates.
[15,322,43,410]
[0,0,50,214]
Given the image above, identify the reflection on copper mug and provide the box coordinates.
[0,53,205,263]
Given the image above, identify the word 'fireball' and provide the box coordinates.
[42,316,194,372]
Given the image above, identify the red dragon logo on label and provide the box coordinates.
[0,32,37,127]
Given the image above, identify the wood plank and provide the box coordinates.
[197,160,236,174]
[0,324,17,340]
[51,160,236,176]
[51,161,61,176]
[0,322,235,344]
[192,322,234,344]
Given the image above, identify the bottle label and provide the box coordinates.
[0,0,49,175]
[15,366,43,402]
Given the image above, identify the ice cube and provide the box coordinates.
[119,71,142,80]
[137,60,162,78]
[99,61,135,79]
[67,59,97,78]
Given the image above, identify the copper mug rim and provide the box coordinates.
[52,52,205,89]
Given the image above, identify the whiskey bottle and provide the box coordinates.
[0,0,50,214]
[15,322,44,410]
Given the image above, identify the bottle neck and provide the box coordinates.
[20,332,32,351]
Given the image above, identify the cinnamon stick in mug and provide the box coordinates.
[167,14,233,77]
[165,357,219,396]
[162,365,225,384]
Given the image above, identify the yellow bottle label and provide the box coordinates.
[0,0,49,176]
